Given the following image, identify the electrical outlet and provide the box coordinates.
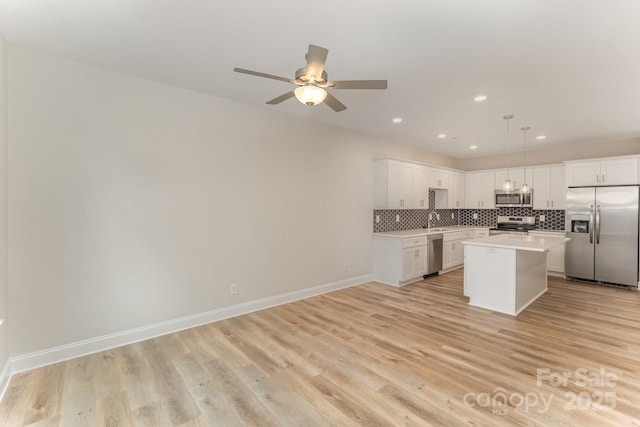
[395,214,400,222]
[473,213,478,220]
[539,214,546,222]
[375,215,380,223]
[343,262,349,272]
[230,283,238,295]
[436,214,440,220]
[451,213,455,219]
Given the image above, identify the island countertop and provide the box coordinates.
[462,234,567,252]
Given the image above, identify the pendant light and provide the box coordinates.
[503,115,514,192]
[520,126,530,193]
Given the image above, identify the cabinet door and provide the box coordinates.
[442,241,453,270]
[403,246,427,280]
[467,171,494,209]
[532,167,551,210]
[447,171,465,208]
[429,168,449,189]
[547,245,565,273]
[549,165,566,210]
[388,160,414,209]
[413,165,429,209]
[600,157,638,185]
[451,241,463,266]
[565,161,600,187]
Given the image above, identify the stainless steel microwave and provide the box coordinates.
[494,190,533,207]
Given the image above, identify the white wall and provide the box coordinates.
[459,137,640,171]
[0,33,8,375]
[6,44,457,357]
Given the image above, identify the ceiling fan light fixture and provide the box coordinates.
[294,84,327,106]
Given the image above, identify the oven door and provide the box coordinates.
[494,191,522,207]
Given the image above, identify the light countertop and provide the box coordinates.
[373,226,487,238]
[462,234,568,252]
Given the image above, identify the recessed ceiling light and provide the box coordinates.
[536,135,547,140]
[473,95,488,102]
[469,145,478,150]
[437,133,447,139]
[392,117,403,124]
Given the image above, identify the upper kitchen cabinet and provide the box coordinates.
[436,171,466,209]
[532,165,566,210]
[374,159,429,209]
[565,156,638,187]
[412,165,430,209]
[466,171,495,209]
[428,168,449,190]
[494,168,525,190]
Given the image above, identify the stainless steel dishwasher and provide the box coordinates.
[426,234,443,275]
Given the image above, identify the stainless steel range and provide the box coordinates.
[489,216,536,236]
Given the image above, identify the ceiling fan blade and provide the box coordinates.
[266,91,296,105]
[330,80,388,90]
[324,92,347,112]
[304,45,329,81]
[234,67,292,83]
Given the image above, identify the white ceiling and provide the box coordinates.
[1,0,639,159]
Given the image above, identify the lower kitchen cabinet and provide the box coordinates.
[373,235,429,286]
[441,230,474,271]
[529,231,565,276]
[403,246,428,281]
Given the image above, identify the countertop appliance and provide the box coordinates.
[565,186,639,288]
[495,190,533,208]
[489,216,536,236]
[426,234,443,275]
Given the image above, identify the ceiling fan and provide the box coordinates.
[234,44,387,112]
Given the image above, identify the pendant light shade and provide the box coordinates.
[503,115,514,192]
[520,126,531,194]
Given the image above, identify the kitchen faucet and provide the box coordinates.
[428,212,435,228]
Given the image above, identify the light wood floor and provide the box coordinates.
[2,270,640,426]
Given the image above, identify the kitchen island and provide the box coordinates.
[461,234,567,316]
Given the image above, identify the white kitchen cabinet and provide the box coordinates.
[403,246,428,281]
[466,171,495,209]
[434,170,466,209]
[532,165,566,210]
[474,228,490,238]
[374,160,430,209]
[441,230,473,271]
[494,168,525,190]
[413,164,429,209]
[429,168,449,189]
[449,171,466,208]
[565,156,638,187]
[373,234,429,286]
[529,231,565,276]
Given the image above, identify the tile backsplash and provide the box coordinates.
[459,208,565,231]
[373,191,458,232]
[373,191,565,232]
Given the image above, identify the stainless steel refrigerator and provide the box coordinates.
[565,186,639,288]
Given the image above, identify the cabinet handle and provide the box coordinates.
[551,200,554,208]
[602,174,605,183]
[400,199,404,207]
[596,174,600,184]
[546,200,549,208]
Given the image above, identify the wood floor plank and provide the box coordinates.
[3,269,640,425]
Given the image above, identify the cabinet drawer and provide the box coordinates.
[474,229,489,238]
[402,236,429,248]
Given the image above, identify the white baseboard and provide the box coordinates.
[7,273,372,376]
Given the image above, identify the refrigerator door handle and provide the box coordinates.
[596,204,601,244]
[589,205,594,244]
